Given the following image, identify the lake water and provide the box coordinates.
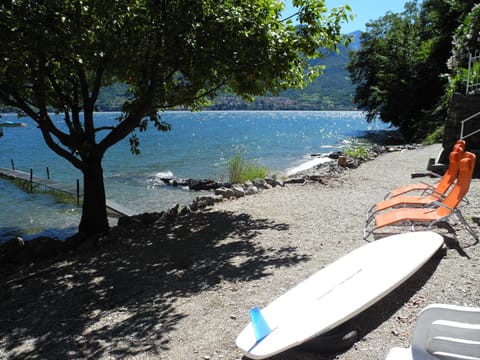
[0,111,392,241]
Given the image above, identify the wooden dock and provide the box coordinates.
[0,167,135,217]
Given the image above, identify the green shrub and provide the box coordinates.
[227,153,268,183]
[423,125,444,145]
[344,146,369,160]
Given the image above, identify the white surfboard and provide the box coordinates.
[236,231,444,359]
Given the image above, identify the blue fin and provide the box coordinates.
[250,307,272,342]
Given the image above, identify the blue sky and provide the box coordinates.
[283,1,412,33]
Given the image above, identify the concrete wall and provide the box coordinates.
[440,93,480,161]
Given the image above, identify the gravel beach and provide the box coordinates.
[1,143,479,360]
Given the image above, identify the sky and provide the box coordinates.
[283,0,413,33]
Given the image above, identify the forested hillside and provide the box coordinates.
[279,30,361,110]
[93,31,361,112]
[0,32,360,113]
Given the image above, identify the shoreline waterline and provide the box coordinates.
[285,156,334,176]
[0,111,395,241]
[0,140,403,244]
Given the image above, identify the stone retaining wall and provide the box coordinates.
[440,93,480,176]
[442,93,480,153]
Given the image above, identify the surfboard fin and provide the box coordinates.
[250,307,272,342]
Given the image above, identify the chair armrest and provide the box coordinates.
[432,201,455,212]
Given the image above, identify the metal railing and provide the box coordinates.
[466,51,480,94]
[460,111,480,140]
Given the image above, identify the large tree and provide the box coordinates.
[347,0,477,141]
[347,2,437,141]
[0,0,351,236]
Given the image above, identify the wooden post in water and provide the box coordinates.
[10,159,15,171]
[46,167,50,179]
[76,179,80,205]
[30,168,33,192]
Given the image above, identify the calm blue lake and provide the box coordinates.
[0,111,392,241]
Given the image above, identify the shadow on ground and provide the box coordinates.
[355,129,406,146]
[0,209,309,359]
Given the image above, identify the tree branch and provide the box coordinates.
[39,119,84,170]
[75,63,95,143]
[45,65,79,116]
[94,126,116,133]
[98,111,143,153]
[90,68,104,105]
[0,88,39,121]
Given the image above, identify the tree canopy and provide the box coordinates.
[347,0,478,142]
[448,4,480,94]
[0,0,351,236]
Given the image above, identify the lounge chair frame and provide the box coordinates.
[383,141,466,200]
[364,154,478,243]
[365,151,475,228]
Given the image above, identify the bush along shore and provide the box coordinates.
[0,144,423,267]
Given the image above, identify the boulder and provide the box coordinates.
[171,178,191,187]
[328,151,343,159]
[215,187,235,198]
[167,204,181,217]
[232,184,245,198]
[265,176,284,187]
[108,225,129,240]
[252,178,267,188]
[284,177,306,184]
[194,194,223,207]
[337,156,347,167]
[178,205,193,216]
[189,179,218,191]
[117,215,142,228]
[245,186,259,195]
[3,236,65,265]
[0,237,25,265]
[137,212,163,225]
[26,237,64,260]
[64,232,89,250]
[304,175,326,184]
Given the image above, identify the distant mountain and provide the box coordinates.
[94,31,363,112]
[347,30,362,51]
[209,30,362,110]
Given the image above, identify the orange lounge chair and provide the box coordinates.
[383,140,466,200]
[364,154,478,243]
[365,150,469,226]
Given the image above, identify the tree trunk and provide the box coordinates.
[79,158,109,235]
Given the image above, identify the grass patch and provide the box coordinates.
[344,145,369,160]
[227,153,268,184]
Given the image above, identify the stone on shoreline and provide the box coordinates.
[214,187,235,198]
[232,185,245,198]
[0,236,64,266]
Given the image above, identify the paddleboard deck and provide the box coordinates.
[236,231,444,359]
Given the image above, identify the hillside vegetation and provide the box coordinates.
[0,32,359,113]
[94,32,361,112]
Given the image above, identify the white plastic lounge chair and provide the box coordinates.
[385,303,480,360]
